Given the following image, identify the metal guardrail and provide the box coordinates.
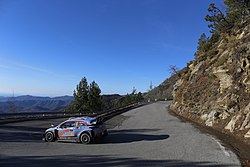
[0,111,87,119]
[0,102,146,124]
[95,103,146,121]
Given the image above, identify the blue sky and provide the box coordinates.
[0,0,224,97]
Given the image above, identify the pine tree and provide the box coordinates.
[205,3,231,34]
[205,1,249,34]
[136,92,144,102]
[73,77,89,112]
[88,81,102,112]
[197,33,208,53]
[225,0,250,23]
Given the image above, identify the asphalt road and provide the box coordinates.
[0,101,241,167]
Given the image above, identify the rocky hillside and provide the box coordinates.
[171,16,250,143]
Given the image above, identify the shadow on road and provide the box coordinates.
[0,125,45,132]
[0,154,235,167]
[0,131,42,143]
[0,125,44,143]
[97,129,169,144]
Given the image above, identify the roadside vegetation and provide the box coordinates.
[110,88,144,109]
[66,77,102,113]
[196,0,250,58]
[66,77,144,114]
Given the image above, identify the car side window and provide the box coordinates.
[60,121,76,128]
[70,121,76,127]
[78,121,85,126]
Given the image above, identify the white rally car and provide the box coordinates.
[43,117,108,144]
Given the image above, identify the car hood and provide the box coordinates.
[45,127,56,132]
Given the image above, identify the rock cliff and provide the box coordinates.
[171,18,250,143]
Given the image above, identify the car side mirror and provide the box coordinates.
[51,124,55,127]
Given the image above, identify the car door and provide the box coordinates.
[57,121,76,139]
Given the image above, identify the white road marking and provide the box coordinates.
[213,138,230,157]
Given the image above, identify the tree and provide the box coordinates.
[196,33,209,57]
[168,65,179,76]
[225,0,250,13]
[136,92,144,102]
[88,81,102,112]
[112,88,144,109]
[73,77,89,112]
[132,87,136,95]
[205,1,250,34]
[197,33,208,52]
[205,3,231,34]
[225,0,250,23]
[196,32,220,57]
[71,77,103,113]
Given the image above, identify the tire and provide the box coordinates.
[45,131,55,142]
[80,133,91,144]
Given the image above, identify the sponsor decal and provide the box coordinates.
[58,131,64,138]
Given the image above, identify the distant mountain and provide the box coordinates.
[0,94,122,113]
[13,95,51,101]
[0,95,74,113]
[0,96,6,102]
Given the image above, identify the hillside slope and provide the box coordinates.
[171,18,250,143]
[145,72,181,101]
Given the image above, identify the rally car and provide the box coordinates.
[43,117,108,144]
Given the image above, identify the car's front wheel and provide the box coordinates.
[80,133,91,144]
[44,132,55,142]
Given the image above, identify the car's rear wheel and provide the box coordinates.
[80,133,91,144]
[45,132,55,142]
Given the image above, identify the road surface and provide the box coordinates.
[0,101,241,166]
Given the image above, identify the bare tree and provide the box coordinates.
[168,65,179,76]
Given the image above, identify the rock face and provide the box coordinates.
[171,19,250,142]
